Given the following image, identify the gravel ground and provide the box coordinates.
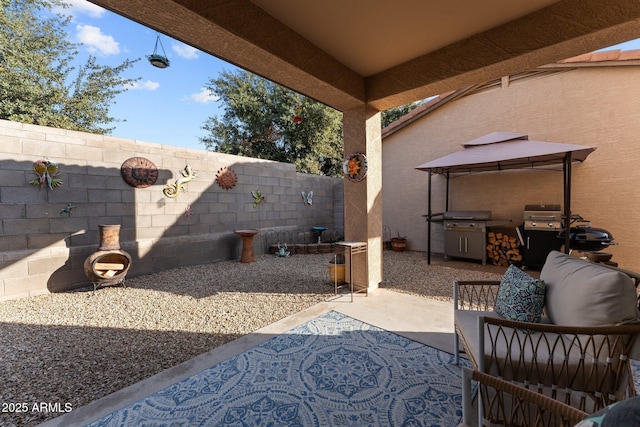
[0,251,504,426]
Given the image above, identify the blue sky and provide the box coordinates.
[63,1,640,152]
[63,0,239,151]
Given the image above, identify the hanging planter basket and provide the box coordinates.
[147,54,170,68]
[147,33,170,68]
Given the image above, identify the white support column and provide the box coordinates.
[342,105,383,292]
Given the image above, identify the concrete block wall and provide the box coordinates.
[0,119,343,300]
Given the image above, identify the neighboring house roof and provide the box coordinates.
[382,49,640,139]
[555,48,640,64]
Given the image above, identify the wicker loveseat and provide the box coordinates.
[454,250,640,419]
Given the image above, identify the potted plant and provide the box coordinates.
[390,232,407,252]
[328,253,346,284]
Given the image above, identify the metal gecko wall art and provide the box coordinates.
[60,203,76,216]
[163,165,196,198]
[251,190,265,208]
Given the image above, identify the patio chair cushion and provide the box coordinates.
[494,264,546,323]
[541,251,639,327]
[455,310,609,392]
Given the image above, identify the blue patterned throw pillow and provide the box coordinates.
[574,396,640,426]
[494,264,545,323]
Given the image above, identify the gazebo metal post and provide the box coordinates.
[426,169,449,265]
[445,171,450,211]
[563,152,572,253]
[427,169,432,264]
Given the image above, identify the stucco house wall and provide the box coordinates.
[0,120,343,300]
[382,65,640,271]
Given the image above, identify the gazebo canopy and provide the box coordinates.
[415,132,597,264]
[415,132,596,174]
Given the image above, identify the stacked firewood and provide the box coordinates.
[487,231,522,266]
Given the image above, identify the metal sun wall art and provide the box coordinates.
[30,158,62,190]
[216,167,237,190]
[343,152,368,182]
[120,157,159,188]
[163,165,196,198]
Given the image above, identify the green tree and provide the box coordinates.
[381,100,424,128]
[0,0,139,134]
[201,70,344,177]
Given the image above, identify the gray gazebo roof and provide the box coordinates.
[415,132,596,264]
[415,132,596,174]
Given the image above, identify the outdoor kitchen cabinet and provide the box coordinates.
[520,228,563,268]
[444,224,487,264]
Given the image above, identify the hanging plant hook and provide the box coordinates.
[147,33,170,68]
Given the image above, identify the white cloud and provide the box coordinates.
[172,42,199,60]
[76,25,120,55]
[190,88,218,103]
[126,80,160,91]
[64,0,106,19]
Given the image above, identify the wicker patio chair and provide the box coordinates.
[460,367,589,427]
[454,279,640,413]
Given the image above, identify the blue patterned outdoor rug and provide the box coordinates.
[88,311,470,426]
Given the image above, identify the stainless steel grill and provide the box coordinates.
[523,204,562,231]
[520,204,563,268]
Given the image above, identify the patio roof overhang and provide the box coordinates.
[415,132,597,263]
[87,0,640,112]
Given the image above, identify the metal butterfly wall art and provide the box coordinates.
[301,191,313,205]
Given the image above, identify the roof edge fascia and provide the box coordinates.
[381,85,479,140]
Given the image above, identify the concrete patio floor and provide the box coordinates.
[38,287,461,426]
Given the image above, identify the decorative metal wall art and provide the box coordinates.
[30,158,62,189]
[163,165,196,198]
[216,167,237,190]
[301,191,313,205]
[251,190,265,208]
[120,157,158,188]
[343,152,368,182]
[60,203,76,216]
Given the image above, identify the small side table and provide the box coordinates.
[335,241,368,302]
[233,229,260,263]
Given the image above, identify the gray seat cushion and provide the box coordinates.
[541,251,639,327]
[455,310,603,390]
